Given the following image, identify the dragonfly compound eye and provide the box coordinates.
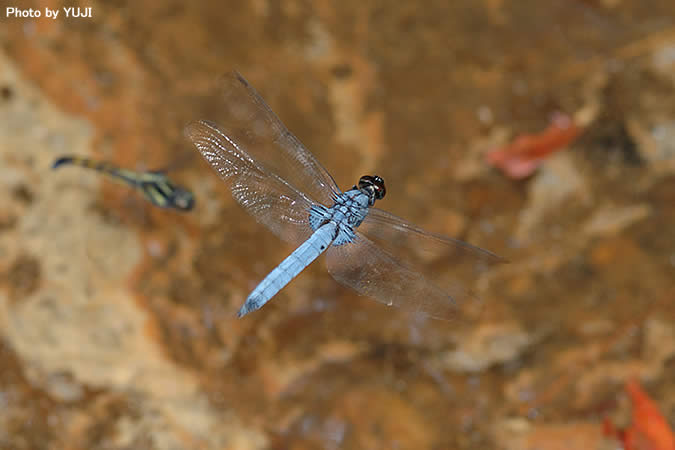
[359,175,386,200]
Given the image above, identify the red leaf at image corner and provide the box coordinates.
[485,112,582,179]
[604,379,675,450]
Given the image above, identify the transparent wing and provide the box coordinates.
[325,208,506,320]
[185,120,315,246]
[326,232,462,320]
[362,208,505,268]
[212,71,341,205]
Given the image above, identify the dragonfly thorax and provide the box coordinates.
[308,187,375,246]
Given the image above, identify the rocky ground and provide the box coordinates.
[0,1,674,449]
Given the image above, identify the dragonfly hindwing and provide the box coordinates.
[332,225,356,246]
[309,204,330,231]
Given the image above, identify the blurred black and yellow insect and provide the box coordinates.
[52,156,195,211]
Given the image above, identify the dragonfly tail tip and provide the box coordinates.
[236,305,250,318]
[52,156,73,169]
[237,297,265,318]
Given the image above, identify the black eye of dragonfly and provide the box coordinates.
[358,175,386,200]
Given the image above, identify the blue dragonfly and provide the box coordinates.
[186,72,505,319]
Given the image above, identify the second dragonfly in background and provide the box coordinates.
[52,156,195,211]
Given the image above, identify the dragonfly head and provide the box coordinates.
[173,188,196,211]
[358,175,386,205]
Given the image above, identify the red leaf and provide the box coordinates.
[626,379,675,450]
[605,379,675,450]
[486,112,582,179]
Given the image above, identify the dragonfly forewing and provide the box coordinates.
[360,208,505,273]
[186,120,316,246]
[215,71,341,206]
[325,208,507,320]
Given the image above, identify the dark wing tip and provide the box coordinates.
[231,70,249,87]
[217,69,247,86]
[480,249,510,265]
[478,246,510,265]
